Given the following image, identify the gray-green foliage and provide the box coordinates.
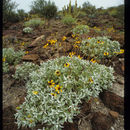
[80,36,120,60]
[23,27,33,33]
[14,56,114,130]
[3,48,25,73]
[24,18,45,28]
[72,25,89,35]
[62,15,76,25]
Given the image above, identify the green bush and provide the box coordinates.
[62,15,76,25]
[14,56,114,130]
[30,0,57,20]
[3,48,25,66]
[17,9,27,21]
[80,36,120,60]
[23,27,33,34]
[72,25,89,35]
[24,18,45,28]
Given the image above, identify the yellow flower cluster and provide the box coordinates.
[77,55,82,59]
[47,39,57,44]
[43,43,49,48]
[69,52,75,58]
[55,85,62,94]
[96,40,104,44]
[75,41,81,44]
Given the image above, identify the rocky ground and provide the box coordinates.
[2,19,124,130]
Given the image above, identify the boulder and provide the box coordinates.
[91,112,114,130]
[99,90,124,115]
[22,54,39,61]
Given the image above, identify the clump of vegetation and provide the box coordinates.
[24,18,45,28]
[62,15,76,25]
[14,56,114,130]
[80,36,121,60]
[2,48,25,73]
[30,0,57,20]
[72,25,89,35]
[23,27,33,34]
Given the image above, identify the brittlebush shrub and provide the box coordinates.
[62,15,76,25]
[14,56,114,130]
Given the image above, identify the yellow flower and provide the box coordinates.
[96,40,100,44]
[62,36,67,41]
[120,49,124,54]
[27,115,31,118]
[89,77,93,83]
[69,52,75,57]
[78,55,82,59]
[43,43,48,48]
[21,42,24,46]
[101,41,104,44]
[51,93,57,97]
[29,119,33,123]
[25,51,29,54]
[104,52,109,56]
[74,45,79,48]
[75,37,79,40]
[59,42,61,47]
[75,41,81,44]
[55,70,61,76]
[3,57,6,62]
[16,107,21,110]
[32,91,38,95]
[48,80,55,87]
[64,63,70,67]
[90,59,96,63]
[88,37,91,40]
[55,85,62,94]
[72,34,75,38]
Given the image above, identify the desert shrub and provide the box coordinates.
[3,0,18,23]
[62,15,76,25]
[3,48,25,65]
[14,56,114,130]
[24,18,45,28]
[80,36,121,60]
[30,0,57,20]
[23,27,33,34]
[76,11,86,18]
[13,62,39,81]
[72,25,89,35]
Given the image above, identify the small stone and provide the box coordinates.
[109,111,119,119]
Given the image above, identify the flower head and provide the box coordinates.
[51,93,57,97]
[90,59,96,63]
[62,36,67,41]
[55,85,62,94]
[120,49,124,54]
[104,52,109,56]
[75,41,81,44]
[72,34,75,38]
[74,45,79,48]
[64,63,70,67]
[32,91,38,95]
[77,55,82,59]
[48,80,55,87]
[25,51,29,54]
[3,57,6,62]
[89,77,93,83]
[21,42,24,46]
[55,70,61,76]
[88,37,91,40]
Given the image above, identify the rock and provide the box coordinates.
[109,111,119,119]
[80,102,91,115]
[22,54,39,61]
[58,42,73,53]
[99,90,124,115]
[91,112,114,130]
[27,35,45,48]
[63,122,78,130]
